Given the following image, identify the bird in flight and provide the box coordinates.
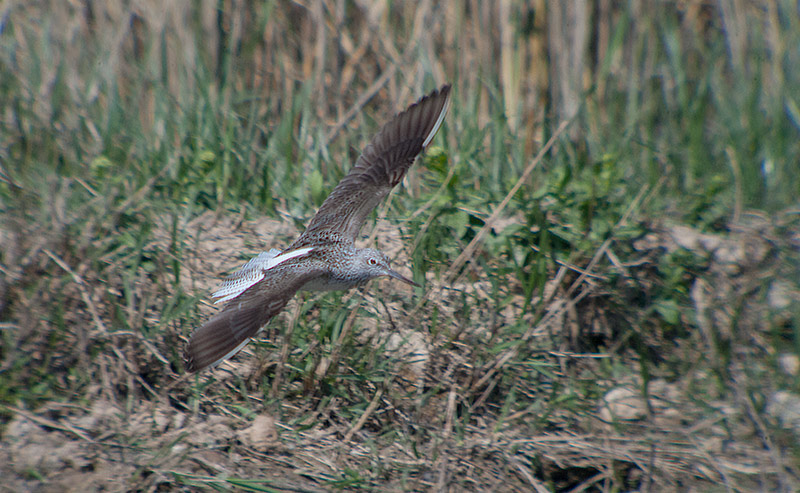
[184,84,452,373]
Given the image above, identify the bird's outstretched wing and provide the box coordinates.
[290,84,451,248]
[184,260,325,372]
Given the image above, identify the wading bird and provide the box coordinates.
[185,84,451,372]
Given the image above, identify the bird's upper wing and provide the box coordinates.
[184,259,326,372]
[290,84,451,248]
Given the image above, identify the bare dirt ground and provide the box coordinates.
[2,210,799,492]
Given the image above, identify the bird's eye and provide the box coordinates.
[369,258,378,266]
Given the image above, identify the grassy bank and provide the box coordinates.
[2,1,799,490]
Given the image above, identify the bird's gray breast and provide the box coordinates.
[295,242,363,293]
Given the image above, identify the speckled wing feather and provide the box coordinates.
[290,84,451,249]
[184,259,325,372]
[211,247,315,304]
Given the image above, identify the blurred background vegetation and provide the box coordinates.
[1,0,799,490]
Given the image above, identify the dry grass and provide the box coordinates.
[2,1,800,491]
[3,206,798,491]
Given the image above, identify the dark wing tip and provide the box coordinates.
[183,265,318,373]
[399,83,452,149]
[410,83,452,108]
[413,83,452,108]
[183,295,269,373]
[183,315,248,373]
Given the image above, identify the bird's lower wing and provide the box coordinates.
[185,261,323,372]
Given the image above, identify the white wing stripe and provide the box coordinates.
[267,246,315,268]
[233,248,281,276]
[212,246,315,303]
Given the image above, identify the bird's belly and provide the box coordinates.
[300,273,363,293]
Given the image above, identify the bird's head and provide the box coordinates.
[355,249,419,287]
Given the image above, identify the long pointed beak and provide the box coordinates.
[386,268,420,287]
